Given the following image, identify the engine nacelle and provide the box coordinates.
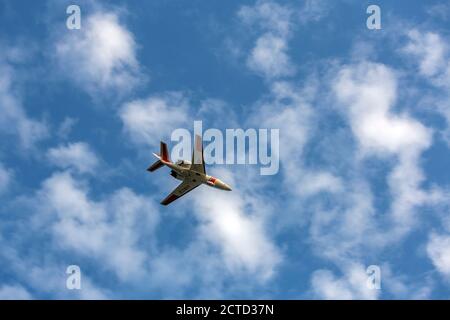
[170,170,183,180]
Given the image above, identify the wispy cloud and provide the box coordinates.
[403,30,449,81]
[36,171,159,282]
[0,284,32,300]
[238,0,296,79]
[401,29,450,146]
[333,62,433,230]
[427,232,450,280]
[0,55,48,149]
[192,169,282,282]
[311,263,379,300]
[47,142,100,174]
[119,92,189,148]
[55,11,144,98]
[0,163,12,194]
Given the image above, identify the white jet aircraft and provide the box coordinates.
[147,134,232,205]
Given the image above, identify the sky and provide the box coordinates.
[0,0,450,299]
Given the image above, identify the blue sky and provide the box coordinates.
[1,0,450,299]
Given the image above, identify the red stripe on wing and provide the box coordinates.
[161,194,179,206]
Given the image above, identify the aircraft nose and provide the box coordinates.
[217,180,232,191]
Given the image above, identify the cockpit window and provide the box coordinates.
[176,160,191,165]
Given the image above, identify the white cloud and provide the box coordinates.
[334,62,431,156]
[244,56,440,297]
[427,232,450,279]
[243,60,443,293]
[120,93,189,147]
[30,167,280,295]
[57,117,78,140]
[426,3,450,21]
[292,61,447,295]
[381,263,433,299]
[37,171,159,282]
[251,81,342,197]
[247,33,294,79]
[0,164,12,194]
[0,284,32,300]
[402,29,450,146]
[333,62,433,228]
[47,142,99,174]
[0,248,109,300]
[238,1,295,79]
[403,30,448,79]
[299,171,343,196]
[0,59,47,148]
[298,0,332,24]
[311,264,379,300]
[143,167,282,297]
[308,181,381,263]
[238,0,292,37]
[193,174,281,281]
[147,247,197,296]
[55,11,143,96]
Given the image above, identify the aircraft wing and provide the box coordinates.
[160,179,202,206]
[190,134,206,174]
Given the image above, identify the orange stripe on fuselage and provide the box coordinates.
[208,177,216,184]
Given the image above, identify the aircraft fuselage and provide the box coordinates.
[147,135,232,205]
[164,161,232,191]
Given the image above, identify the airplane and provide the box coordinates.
[147,134,232,205]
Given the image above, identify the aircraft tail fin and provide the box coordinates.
[160,141,170,162]
[147,142,170,172]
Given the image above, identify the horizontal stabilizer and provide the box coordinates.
[147,160,164,172]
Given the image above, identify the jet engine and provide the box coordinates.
[170,170,183,180]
